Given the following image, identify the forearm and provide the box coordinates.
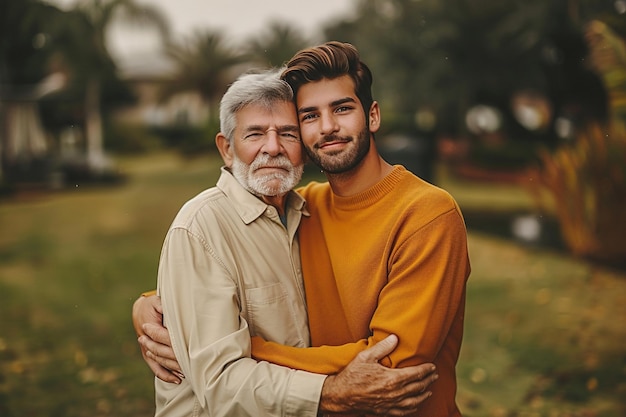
[252,336,367,374]
[182,326,324,416]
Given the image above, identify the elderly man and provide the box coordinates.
[144,68,437,417]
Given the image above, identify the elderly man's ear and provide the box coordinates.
[216,133,234,167]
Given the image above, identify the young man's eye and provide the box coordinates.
[336,106,352,113]
[301,113,317,122]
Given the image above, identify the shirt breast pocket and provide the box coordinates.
[245,283,303,347]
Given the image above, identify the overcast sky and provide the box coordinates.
[47,0,357,60]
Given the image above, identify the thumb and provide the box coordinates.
[154,296,163,314]
[357,334,398,363]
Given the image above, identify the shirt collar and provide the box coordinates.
[216,166,309,225]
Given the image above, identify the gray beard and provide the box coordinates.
[231,153,303,197]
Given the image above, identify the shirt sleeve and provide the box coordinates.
[158,227,326,416]
[251,208,470,373]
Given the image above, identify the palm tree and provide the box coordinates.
[69,0,171,169]
[0,0,67,184]
[243,22,310,68]
[159,30,247,123]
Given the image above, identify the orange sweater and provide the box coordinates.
[252,166,471,416]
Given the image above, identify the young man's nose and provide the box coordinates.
[320,113,340,136]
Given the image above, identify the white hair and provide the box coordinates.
[219,68,293,142]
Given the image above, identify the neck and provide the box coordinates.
[261,194,288,216]
[325,142,393,197]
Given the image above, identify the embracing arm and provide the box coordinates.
[132,293,183,384]
[251,208,471,374]
[135,295,438,416]
[136,296,438,416]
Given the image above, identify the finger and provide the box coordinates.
[143,322,172,346]
[383,391,433,417]
[357,334,398,363]
[138,335,178,362]
[402,362,437,383]
[147,350,183,373]
[401,371,439,398]
[146,355,182,384]
[380,362,437,390]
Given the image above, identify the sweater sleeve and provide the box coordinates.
[250,208,470,373]
[251,336,366,375]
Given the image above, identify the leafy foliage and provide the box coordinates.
[243,21,311,68]
[160,30,247,111]
[530,20,626,263]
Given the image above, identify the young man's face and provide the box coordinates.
[295,75,379,174]
[220,100,304,197]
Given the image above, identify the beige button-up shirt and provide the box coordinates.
[155,167,326,417]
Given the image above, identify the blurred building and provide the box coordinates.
[112,53,209,128]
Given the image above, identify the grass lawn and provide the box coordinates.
[0,151,624,416]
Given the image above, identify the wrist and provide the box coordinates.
[318,375,345,414]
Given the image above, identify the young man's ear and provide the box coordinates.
[368,101,381,133]
[215,133,234,167]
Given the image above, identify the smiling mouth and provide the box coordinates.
[255,166,288,172]
[318,139,350,149]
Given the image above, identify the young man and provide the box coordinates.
[137,42,470,416]
[253,41,471,416]
[143,68,437,417]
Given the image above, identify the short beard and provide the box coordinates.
[231,153,303,197]
[304,125,370,174]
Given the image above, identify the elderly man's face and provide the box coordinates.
[221,100,304,197]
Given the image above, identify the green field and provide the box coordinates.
[0,152,624,416]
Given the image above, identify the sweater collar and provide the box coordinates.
[330,165,407,210]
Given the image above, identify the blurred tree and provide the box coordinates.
[531,19,626,263]
[0,0,60,86]
[324,0,622,145]
[159,30,246,124]
[243,21,310,68]
[0,0,170,183]
[66,0,171,169]
[322,0,626,261]
[0,0,67,185]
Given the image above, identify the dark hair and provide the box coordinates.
[282,41,374,118]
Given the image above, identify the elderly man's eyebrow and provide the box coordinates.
[277,125,300,133]
[244,124,267,132]
[243,124,299,132]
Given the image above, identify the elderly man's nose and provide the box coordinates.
[263,129,282,154]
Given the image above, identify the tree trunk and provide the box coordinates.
[85,77,104,171]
